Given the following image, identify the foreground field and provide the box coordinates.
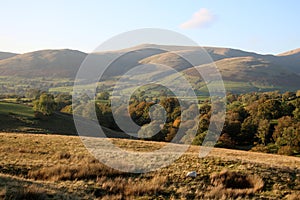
[0,132,299,199]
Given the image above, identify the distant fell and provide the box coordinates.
[0,51,18,60]
[0,45,299,92]
[0,49,87,78]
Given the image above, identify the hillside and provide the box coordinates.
[0,101,125,138]
[0,133,299,199]
[0,49,87,78]
[0,45,299,92]
[183,56,300,89]
[276,48,300,75]
[0,51,18,60]
[278,48,300,56]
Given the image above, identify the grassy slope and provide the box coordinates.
[0,102,34,117]
[0,102,77,134]
[0,133,299,199]
[0,101,129,138]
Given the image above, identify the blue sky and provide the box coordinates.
[1,0,299,54]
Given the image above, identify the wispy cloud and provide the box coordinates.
[180,8,216,29]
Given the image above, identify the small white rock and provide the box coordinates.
[186,171,197,177]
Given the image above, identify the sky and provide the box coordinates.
[1,0,299,54]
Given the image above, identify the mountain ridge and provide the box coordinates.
[0,45,299,92]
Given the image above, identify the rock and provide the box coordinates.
[186,171,197,177]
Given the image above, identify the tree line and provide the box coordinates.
[32,90,300,156]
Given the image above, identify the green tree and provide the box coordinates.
[273,116,300,155]
[258,99,282,120]
[240,117,258,144]
[97,91,110,100]
[256,119,270,145]
[293,108,300,120]
[33,93,56,116]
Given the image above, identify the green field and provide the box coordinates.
[0,101,77,134]
[0,102,34,118]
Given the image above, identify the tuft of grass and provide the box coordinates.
[2,185,47,200]
[58,151,71,159]
[208,169,264,198]
[94,175,168,198]
[0,188,6,199]
[28,159,124,181]
[285,192,300,200]
[101,175,167,196]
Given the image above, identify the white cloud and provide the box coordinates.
[180,8,216,29]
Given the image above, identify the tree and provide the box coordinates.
[273,116,300,155]
[55,93,72,111]
[97,91,110,100]
[282,91,296,101]
[293,108,300,120]
[273,116,293,141]
[33,93,56,116]
[256,119,270,145]
[258,99,282,120]
[240,116,258,144]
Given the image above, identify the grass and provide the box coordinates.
[208,169,264,198]
[0,101,78,134]
[2,185,47,200]
[0,132,299,199]
[28,161,125,181]
[0,102,34,118]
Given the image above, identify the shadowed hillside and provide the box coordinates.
[0,51,18,60]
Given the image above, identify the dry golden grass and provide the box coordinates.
[28,160,124,181]
[208,169,264,198]
[0,132,299,199]
[96,175,167,198]
[0,188,6,199]
[3,185,47,200]
[285,192,300,200]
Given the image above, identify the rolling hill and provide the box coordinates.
[0,49,87,78]
[183,56,300,89]
[0,45,299,92]
[0,51,18,60]
[276,48,300,75]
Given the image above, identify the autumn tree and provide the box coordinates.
[258,99,282,120]
[273,116,300,155]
